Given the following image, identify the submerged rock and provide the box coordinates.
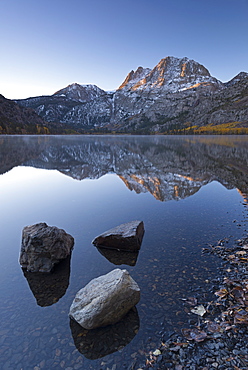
[19,222,74,272]
[69,268,140,329]
[92,220,144,251]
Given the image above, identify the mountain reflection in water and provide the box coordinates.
[1,135,248,201]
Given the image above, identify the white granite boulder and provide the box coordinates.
[19,222,74,272]
[69,268,140,329]
[92,220,144,251]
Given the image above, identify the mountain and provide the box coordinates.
[54,83,107,102]
[117,57,222,93]
[0,94,49,134]
[15,56,248,134]
[16,84,113,128]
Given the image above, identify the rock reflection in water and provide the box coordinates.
[70,307,139,360]
[22,254,71,306]
[97,247,139,266]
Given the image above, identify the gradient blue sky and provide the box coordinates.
[1,0,248,99]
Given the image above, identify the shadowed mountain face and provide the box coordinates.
[0,94,49,135]
[1,135,248,202]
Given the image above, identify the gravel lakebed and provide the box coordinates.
[138,236,248,370]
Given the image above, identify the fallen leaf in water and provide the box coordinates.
[233,309,248,324]
[182,328,207,342]
[172,342,188,346]
[206,321,221,333]
[185,297,198,306]
[146,359,155,366]
[236,250,246,255]
[215,288,229,299]
[152,349,161,356]
[220,322,233,331]
[191,304,206,316]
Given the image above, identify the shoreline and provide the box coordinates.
[140,236,248,370]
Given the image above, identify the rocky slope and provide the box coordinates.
[15,57,248,133]
[16,84,113,128]
[0,94,48,134]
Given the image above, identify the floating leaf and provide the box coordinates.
[190,304,206,316]
[214,288,229,299]
[185,297,198,306]
[236,250,247,255]
[220,322,233,331]
[182,328,207,342]
[172,342,188,347]
[152,349,161,356]
[233,309,248,324]
[206,321,221,333]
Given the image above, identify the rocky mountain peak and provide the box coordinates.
[53,83,106,103]
[118,56,222,93]
[118,66,151,90]
[225,72,248,87]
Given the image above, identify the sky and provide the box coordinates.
[1,0,248,99]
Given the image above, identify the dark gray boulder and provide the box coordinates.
[69,268,140,329]
[19,222,74,272]
[92,220,144,251]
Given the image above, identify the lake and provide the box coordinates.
[0,135,248,370]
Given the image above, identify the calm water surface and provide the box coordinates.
[0,135,248,369]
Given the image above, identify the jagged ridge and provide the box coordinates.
[14,56,248,133]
